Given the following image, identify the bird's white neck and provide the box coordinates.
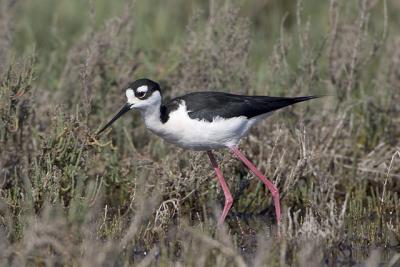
[138,102,165,135]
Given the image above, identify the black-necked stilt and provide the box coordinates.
[97,78,319,226]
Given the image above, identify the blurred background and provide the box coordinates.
[11,0,398,92]
[1,0,400,266]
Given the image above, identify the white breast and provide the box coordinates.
[141,102,262,150]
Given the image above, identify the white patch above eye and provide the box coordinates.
[137,85,148,93]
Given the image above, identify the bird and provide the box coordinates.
[97,78,319,226]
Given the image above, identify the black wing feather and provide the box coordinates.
[161,92,318,123]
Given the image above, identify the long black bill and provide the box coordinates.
[96,103,132,135]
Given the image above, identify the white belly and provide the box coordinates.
[143,104,261,150]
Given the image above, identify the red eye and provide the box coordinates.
[136,91,145,98]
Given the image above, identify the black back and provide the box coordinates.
[160,91,318,123]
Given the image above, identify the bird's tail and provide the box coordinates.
[250,95,321,114]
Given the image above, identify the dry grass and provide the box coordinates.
[1,0,400,266]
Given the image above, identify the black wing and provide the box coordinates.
[161,92,318,123]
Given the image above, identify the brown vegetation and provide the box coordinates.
[0,0,399,266]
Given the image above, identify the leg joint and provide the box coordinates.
[271,187,279,198]
[225,195,233,205]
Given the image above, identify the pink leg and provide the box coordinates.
[229,146,281,226]
[207,150,233,225]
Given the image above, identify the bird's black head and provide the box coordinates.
[97,78,162,135]
[125,78,161,101]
